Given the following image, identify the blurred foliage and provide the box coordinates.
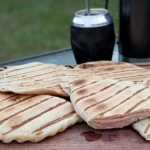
[0,0,119,62]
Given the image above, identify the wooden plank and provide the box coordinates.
[0,123,149,150]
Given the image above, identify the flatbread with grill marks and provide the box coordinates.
[74,61,150,82]
[67,76,150,129]
[0,62,71,97]
[59,61,150,96]
[132,118,150,141]
[0,92,82,143]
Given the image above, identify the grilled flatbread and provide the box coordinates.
[0,92,82,143]
[60,61,150,96]
[132,80,150,141]
[132,118,150,141]
[60,74,93,96]
[67,76,150,129]
[0,62,71,97]
[74,61,150,83]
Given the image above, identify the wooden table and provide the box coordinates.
[0,123,150,150]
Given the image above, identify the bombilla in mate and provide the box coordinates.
[85,0,90,15]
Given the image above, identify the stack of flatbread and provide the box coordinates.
[59,61,150,141]
[1,60,150,143]
[0,62,82,143]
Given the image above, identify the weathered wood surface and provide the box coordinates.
[0,123,149,150]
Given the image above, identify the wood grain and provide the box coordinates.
[0,123,149,150]
[0,63,150,150]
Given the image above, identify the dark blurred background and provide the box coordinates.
[0,0,118,62]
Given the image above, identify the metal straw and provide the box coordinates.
[85,0,90,15]
[105,0,109,9]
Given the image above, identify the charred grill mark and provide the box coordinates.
[12,71,69,87]
[8,95,23,101]
[75,82,120,105]
[71,81,99,94]
[0,96,35,112]
[98,63,125,67]
[80,64,94,69]
[77,89,88,95]
[72,79,87,87]
[79,62,119,69]
[125,96,150,114]
[75,62,130,70]
[115,73,150,80]
[16,79,59,87]
[0,94,18,102]
[144,124,150,134]
[35,79,59,84]
[64,75,90,80]
[119,75,150,82]
[1,71,65,86]
[41,73,66,82]
[36,131,43,135]
[0,97,53,125]
[96,68,143,76]
[125,95,150,114]
[84,86,129,111]
[99,81,120,92]
[2,101,67,135]
[0,68,64,83]
[99,88,147,116]
[0,63,45,77]
[69,77,84,84]
[32,111,75,134]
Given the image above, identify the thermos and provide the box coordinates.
[118,0,150,63]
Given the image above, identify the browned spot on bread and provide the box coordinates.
[77,89,88,95]
[78,64,94,69]
[71,81,98,94]
[82,98,95,106]
[105,67,114,71]
[9,115,23,128]
[91,103,107,113]
[72,79,87,87]
[0,94,18,103]
[9,95,23,101]
[97,103,107,110]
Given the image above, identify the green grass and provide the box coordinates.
[0,0,119,62]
